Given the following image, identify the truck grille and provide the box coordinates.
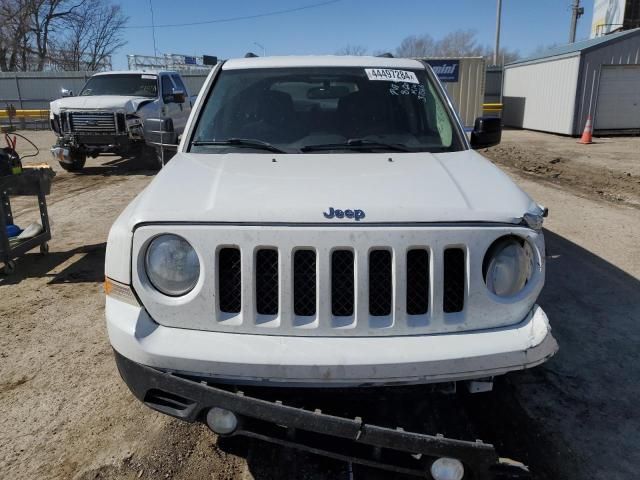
[133,225,543,337]
[66,111,118,133]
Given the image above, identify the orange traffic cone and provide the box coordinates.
[578,116,593,144]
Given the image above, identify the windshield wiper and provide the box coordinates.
[192,138,286,153]
[300,138,412,153]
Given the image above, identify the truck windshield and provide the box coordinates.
[80,74,158,97]
[190,66,464,154]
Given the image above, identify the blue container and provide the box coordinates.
[5,224,21,237]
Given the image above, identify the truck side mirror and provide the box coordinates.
[170,88,186,104]
[61,88,73,97]
[470,117,502,149]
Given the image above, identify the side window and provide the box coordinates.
[161,75,174,102]
[428,82,453,147]
[171,75,187,94]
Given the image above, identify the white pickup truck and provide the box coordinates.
[105,55,557,479]
[49,70,192,171]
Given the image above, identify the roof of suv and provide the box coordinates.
[222,55,425,70]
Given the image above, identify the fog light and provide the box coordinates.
[206,407,238,435]
[430,457,464,480]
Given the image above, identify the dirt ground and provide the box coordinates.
[1,130,639,480]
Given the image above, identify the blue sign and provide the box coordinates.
[426,60,460,83]
[184,56,197,65]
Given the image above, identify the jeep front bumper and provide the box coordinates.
[106,297,557,387]
[114,350,532,478]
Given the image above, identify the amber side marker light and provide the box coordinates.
[104,277,140,306]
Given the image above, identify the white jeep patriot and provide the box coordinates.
[105,55,557,478]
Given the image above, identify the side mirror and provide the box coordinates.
[143,117,179,150]
[470,117,502,149]
[61,88,73,97]
[169,88,186,104]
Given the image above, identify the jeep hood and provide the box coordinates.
[50,95,153,115]
[127,150,541,226]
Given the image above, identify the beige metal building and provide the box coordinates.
[502,28,640,135]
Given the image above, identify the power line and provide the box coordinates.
[149,0,158,57]
[125,0,341,29]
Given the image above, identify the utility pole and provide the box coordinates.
[149,0,158,58]
[569,0,585,43]
[493,0,502,66]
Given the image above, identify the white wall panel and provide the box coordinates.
[503,56,580,135]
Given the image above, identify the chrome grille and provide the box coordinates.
[68,111,117,133]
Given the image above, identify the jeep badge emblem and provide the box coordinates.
[323,207,365,221]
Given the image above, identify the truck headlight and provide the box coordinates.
[483,236,534,297]
[145,234,200,296]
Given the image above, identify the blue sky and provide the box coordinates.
[114,0,594,69]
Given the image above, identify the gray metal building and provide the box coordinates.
[502,28,640,135]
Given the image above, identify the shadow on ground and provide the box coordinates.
[75,153,159,177]
[0,242,105,286]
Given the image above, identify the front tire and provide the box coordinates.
[140,145,174,170]
[59,150,86,172]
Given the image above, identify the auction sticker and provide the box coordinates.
[365,68,419,84]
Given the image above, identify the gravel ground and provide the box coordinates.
[1,130,639,480]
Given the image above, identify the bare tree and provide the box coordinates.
[435,30,484,57]
[29,0,86,70]
[395,34,436,57]
[52,0,127,70]
[335,44,367,56]
[0,0,33,71]
[0,0,127,71]
[395,29,519,65]
[485,47,520,65]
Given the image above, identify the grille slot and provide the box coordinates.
[331,250,355,316]
[443,248,465,313]
[255,249,279,315]
[69,112,116,133]
[218,248,242,313]
[369,250,392,316]
[293,250,317,316]
[406,249,429,315]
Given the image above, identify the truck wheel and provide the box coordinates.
[141,146,174,170]
[59,151,86,172]
[3,260,16,274]
[156,147,176,167]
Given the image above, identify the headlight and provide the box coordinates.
[145,234,200,296]
[483,236,534,297]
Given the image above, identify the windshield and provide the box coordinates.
[190,66,464,154]
[80,74,158,97]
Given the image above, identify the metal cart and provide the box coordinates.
[0,168,55,274]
